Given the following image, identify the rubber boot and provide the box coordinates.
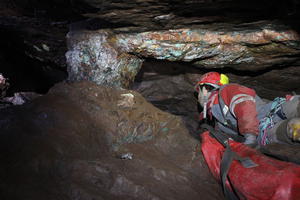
[287,118,300,142]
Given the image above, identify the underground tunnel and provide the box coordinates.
[1,0,300,200]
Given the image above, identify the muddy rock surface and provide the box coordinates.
[0,81,223,200]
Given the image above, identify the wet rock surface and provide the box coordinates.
[0,81,223,200]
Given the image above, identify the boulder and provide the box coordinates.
[0,81,223,200]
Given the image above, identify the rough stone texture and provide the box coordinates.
[0,81,223,200]
[115,22,300,69]
[0,15,68,69]
[66,30,143,88]
[260,143,300,165]
[0,16,68,94]
[72,0,300,31]
[1,0,300,93]
[66,21,300,88]
[132,60,201,137]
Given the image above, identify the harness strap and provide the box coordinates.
[258,97,287,145]
[218,87,230,123]
[220,144,239,200]
[203,124,258,200]
[230,94,256,117]
[220,143,258,200]
[218,88,236,130]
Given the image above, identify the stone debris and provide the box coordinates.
[3,93,26,105]
[117,93,135,108]
[1,92,41,108]
[120,152,133,160]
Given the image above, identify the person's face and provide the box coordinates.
[197,84,215,107]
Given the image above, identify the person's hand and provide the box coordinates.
[243,133,257,148]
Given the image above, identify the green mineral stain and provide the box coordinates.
[83,54,90,64]
[114,130,155,150]
[158,54,171,59]
[171,50,182,57]
[161,127,169,132]
[175,43,183,48]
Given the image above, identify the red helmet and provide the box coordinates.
[195,72,229,91]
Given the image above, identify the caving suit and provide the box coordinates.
[202,83,300,145]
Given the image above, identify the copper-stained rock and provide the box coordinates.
[66,21,300,88]
[66,30,143,88]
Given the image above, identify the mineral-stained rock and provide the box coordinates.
[66,30,144,88]
[66,21,300,88]
[0,81,224,200]
[115,22,300,69]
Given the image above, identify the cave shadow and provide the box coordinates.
[0,27,67,96]
[169,0,300,23]
[135,57,300,81]
[133,58,217,141]
[10,0,96,22]
[134,58,206,82]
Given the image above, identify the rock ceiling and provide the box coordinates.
[1,1,300,95]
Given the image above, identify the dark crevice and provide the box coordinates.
[211,63,300,77]
[1,1,300,199]
[135,57,300,80]
[0,27,67,96]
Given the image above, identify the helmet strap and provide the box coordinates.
[203,101,207,119]
[201,89,209,119]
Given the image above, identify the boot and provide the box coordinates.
[287,118,300,142]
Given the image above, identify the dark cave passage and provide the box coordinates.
[0,27,67,96]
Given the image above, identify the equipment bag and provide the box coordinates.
[201,131,300,200]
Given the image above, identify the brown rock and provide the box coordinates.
[0,81,223,200]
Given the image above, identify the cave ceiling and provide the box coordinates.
[1,0,300,97]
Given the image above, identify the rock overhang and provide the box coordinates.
[66,21,300,88]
